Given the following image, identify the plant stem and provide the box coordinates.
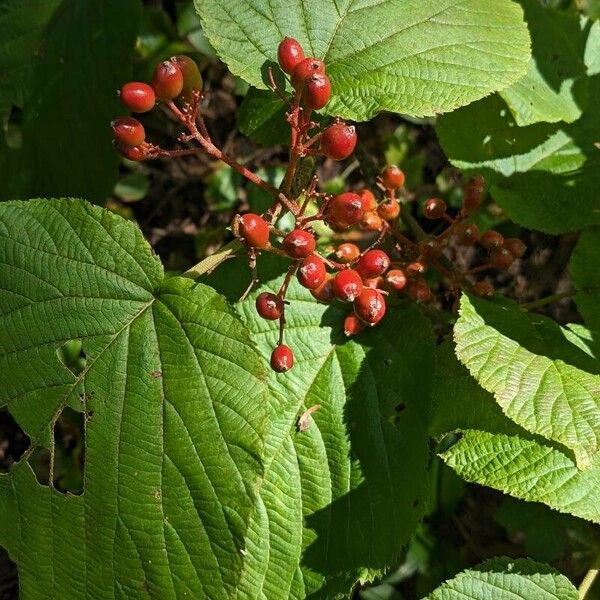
[520,290,575,311]
[579,567,599,599]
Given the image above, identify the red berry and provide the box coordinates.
[356,249,390,279]
[239,213,270,249]
[114,141,146,161]
[119,82,156,113]
[473,281,495,298]
[385,269,407,291]
[278,37,305,75]
[271,344,294,372]
[171,55,203,92]
[359,189,378,211]
[153,60,184,100]
[406,261,427,278]
[480,230,504,250]
[111,117,145,147]
[311,275,335,303]
[354,288,386,326]
[256,292,284,320]
[283,229,316,258]
[344,313,365,337]
[335,243,360,263]
[333,269,363,302]
[490,248,514,270]
[459,223,480,246]
[303,74,331,110]
[297,255,327,289]
[377,200,400,221]
[407,281,432,303]
[360,211,384,232]
[291,57,325,89]
[363,276,384,289]
[464,174,485,212]
[503,238,527,259]
[320,123,357,161]
[423,198,447,220]
[327,192,366,228]
[380,165,405,189]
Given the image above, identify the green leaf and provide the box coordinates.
[0,198,271,598]
[498,0,588,126]
[237,87,289,146]
[436,21,600,234]
[0,0,141,203]
[455,294,600,469]
[424,557,578,599]
[442,430,600,523]
[194,0,531,121]
[571,227,600,347]
[204,255,436,598]
[205,165,242,212]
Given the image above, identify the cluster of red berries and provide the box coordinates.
[111,41,526,375]
[112,55,202,160]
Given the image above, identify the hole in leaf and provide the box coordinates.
[5,105,23,150]
[0,408,31,474]
[52,407,85,495]
[0,546,18,599]
[412,498,420,508]
[29,447,51,486]
[57,339,87,376]
[394,403,406,413]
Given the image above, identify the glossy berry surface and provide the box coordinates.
[278,37,305,74]
[115,141,146,161]
[153,60,184,100]
[297,255,326,289]
[310,276,335,303]
[111,117,145,147]
[407,281,432,303]
[360,211,384,232]
[464,174,485,212]
[256,292,284,320]
[459,223,480,246]
[481,230,504,250]
[320,123,357,161]
[327,192,366,228]
[406,261,427,278]
[354,288,386,326]
[504,238,526,258]
[423,198,447,220]
[271,344,294,372]
[283,229,316,258]
[333,270,363,302]
[303,74,331,110]
[490,248,515,270]
[171,55,202,92]
[385,269,407,291]
[377,200,400,221]
[239,213,270,248]
[344,313,365,337]
[363,276,384,289]
[291,58,325,89]
[473,281,494,297]
[335,243,360,263]
[359,189,377,211]
[356,249,390,279]
[380,165,405,189]
[119,82,156,113]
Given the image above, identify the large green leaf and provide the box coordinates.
[0,199,271,598]
[204,256,436,598]
[194,0,531,121]
[0,0,141,203]
[442,430,600,524]
[498,0,588,126]
[454,294,600,469]
[437,20,600,233]
[424,557,578,599]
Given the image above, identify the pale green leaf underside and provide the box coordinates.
[455,295,600,469]
[194,0,531,120]
[442,430,600,523]
[0,199,270,599]
[425,557,578,599]
[204,257,435,599]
